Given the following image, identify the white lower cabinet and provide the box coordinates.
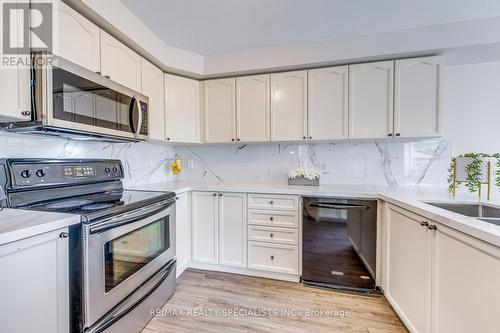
[248,241,299,275]
[175,192,191,277]
[382,202,500,333]
[192,191,218,264]
[0,228,69,333]
[191,191,246,268]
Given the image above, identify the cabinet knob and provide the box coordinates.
[302,136,306,139]
[388,133,393,137]
[427,224,437,231]
[395,133,401,137]
[175,197,178,200]
[269,216,274,221]
[95,71,101,75]
[231,138,235,142]
[420,221,429,227]
[309,136,312,139]
[269,200,274,205]
[219,193,223,197]
[270,233,274,238]
[59,232,69,238]
[166,138,170,141]
[213,193,217,197]
[270,255,275,260]
[21,111,31,117]
[104,75,111,79]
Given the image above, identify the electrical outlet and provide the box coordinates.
[187,159,194,169]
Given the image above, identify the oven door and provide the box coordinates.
[83,199,175,326]
[34,53,149,140]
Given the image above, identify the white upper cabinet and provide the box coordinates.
[271,71,308,141]
[394,56,442,138]
[236,75,271,142]
[218,192,247,267]
[308,66,349,140]
[203,78,236,143]
[0,0,31,122]
[165,74,201,143]
[349,61,394,139]
[100,31,141,91]
[141,58,165,141]
[54,1,100,72]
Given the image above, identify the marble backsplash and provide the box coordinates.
[0,132,175,187]
[174,139,453,187]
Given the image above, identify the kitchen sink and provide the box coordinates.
[424,202,500,226]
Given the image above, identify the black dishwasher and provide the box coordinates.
[302,197,377,292]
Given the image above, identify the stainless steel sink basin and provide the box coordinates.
[424,202,500,226]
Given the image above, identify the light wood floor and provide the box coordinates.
[142,269,408,333]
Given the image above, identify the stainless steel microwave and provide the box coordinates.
[5,53,149,142]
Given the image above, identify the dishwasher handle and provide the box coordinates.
[309,202,369,210]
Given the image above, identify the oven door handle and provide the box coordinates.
[89,200,173,234]
[85,260,176,333]
[309,203,369,210]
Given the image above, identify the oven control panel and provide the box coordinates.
[6,159,124,189]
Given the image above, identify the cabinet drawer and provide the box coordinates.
[248,210,299,228]
[248,194,299,211]
[248,241,299,275]
[248,226,299,245]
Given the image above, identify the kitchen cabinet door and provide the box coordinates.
[165,74,201,143]
[141,58,165,141]
[175,192,191,277]
[270,71,307,141]
[308,66,349,140]
[100,30,141,91]
[431,223,500,333]
[203,78,236,143]
[0,1,31,122]
[218,192,247,267]
[0,228,69,333]
[192,192,218,264]
[54,1,100,72]
[349,61,394,139]
[383,203,431,333]
[394,56,442,138]
[236,75,270,142]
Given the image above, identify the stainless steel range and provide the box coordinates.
[0,159,176,333]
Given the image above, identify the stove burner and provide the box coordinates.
[45,199,93,210]
[80,203,114,211]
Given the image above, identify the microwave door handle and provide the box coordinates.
[129,96,142,136]
[309,203,369,211]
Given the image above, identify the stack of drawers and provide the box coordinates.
[247,194,300,275]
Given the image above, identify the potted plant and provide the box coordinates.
[448,153,500,198]
[288,167,321,186]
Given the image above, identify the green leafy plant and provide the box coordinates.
[448,153,500,193]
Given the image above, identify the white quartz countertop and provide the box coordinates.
[130,181,500,248]
[0,208,80,246]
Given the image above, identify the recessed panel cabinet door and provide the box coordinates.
[270,71,307,141]
[100,31,141,91]
[308,66,349,140]
[141,58,165,141]
[165,74,201,143]
[204,78,236,143]
[218,192,247,267]
[349,61,394,139]
[431,224,500,333]
[236,75,270,142]
[192,192,218,264]
[54,1,100,72]
[394,56,442,138]
[384,204,431,333]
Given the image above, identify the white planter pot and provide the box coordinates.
[455,157,496,183]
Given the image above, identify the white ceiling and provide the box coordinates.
[119,0,500,56]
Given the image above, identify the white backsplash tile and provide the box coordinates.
[0,132,175,187]
[174,139,452,187]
